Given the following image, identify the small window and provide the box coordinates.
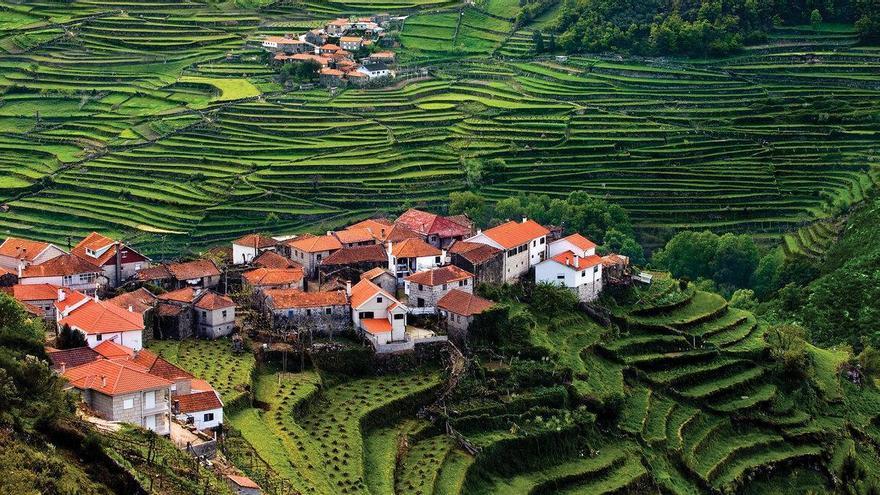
[581,271,586,276]
[123,398,134,409]
[418,284,424,291]
[557,275,565,280]
[288,310,293,317]
[435,256,440,264]
[221,310,227,318]
[393,313,404,320]
[442,284,447,290]
[96,334,103,341]
[540,237,545,244]
[201,311,207,319]
[325,308,332,315]
[306,309,312,316]
[204,413,214,422]
[507,250,516,257]
[594,266,599,273]
[532,240,536,247]
[316,254,322,261]
[376,296,383,303]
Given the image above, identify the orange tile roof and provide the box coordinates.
[194,291,235,311]
[361,318,392,335]
[396,209,471,238]
[559,233,597,251]
[320,68,344,76]
[447,241,501,264]
[390,238,440,258]
[339,36,362,42]
[54,288,89,314]
[347,218,393,235]
[131,348,193,381]
[6,283,59,301]
[601,254,630,267]
[333,228,376,245]
[59,298,144,335]
[233,233,276,249]
[350,278,383,308]
[137,265,172,281]
[242,267,305,287]
[290,53,331,66]
[175,390,222,413]
[371,51,395,58]
[166,259,220,281]
[63,359,171,396]
[480,219,549,249]
[437,289,495,316]
[361,267,391,281]
[158,287,196,303]
[71,232,148,267]
[156,303,186,317]
[108,288,157,314]
[93,340,134,359]
[329,18,350,26]
[253,251,300,269]
[288,234,342,253]
[21,254,101,278]
[227,475,260,490]
[46,346,99,371]
[321,43,341,51]
[264,288,348,309]
[320,245,387,265]
[263,36,299,44]
[550,251,603,270]
[405,265,472,286]
[0,237,56,261]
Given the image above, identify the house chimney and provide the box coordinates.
[522,216,528,223]
[58,288,66,302]
[326,230,332,236]
[61,362,66,373]
[476,229,482,235]
[574,255,580,267]
[17,261,23,278]
[100,375,107,388]
[345,280,352,296]
[128,305,134,313]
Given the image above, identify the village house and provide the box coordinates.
[333,228,377,248]
[242,267,306,291]
[395,209,473,249]
[3,283,60,321]
[174,390,223,430]
[232,234,277,265]
[227,475,261,495]
[360,267,397,296]
[345,71,369,86]
[285,234,342,278]
[404,265,474,313]
[387,238,443,284]
[155,288,197,340]
[535,234,604,302]
[263,288,350,333]
[601,254,632,283]
[56,289,145,350]
[319,244,388,283]
[285,53,331,67]
[252,250,300,269]
[326,18,351,35]
[319,68,346,86]
[447,241,504,285]
[339,36,363,51]
[349,279,408,351]
[319,43,342,54]
[466,218,549,282]
[20,254,103,295]
[261,36,309,54]
[357,61,393,79]
[108,288,157,318]
[71,232,150,288]
[138,259,222,290]
[347,218,421,244]
[0,237,66,271]
[437,289,495,344]
[366,51,395,64]
[194,291,236,339]
[304,29,326,46]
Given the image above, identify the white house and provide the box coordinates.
[535,239,604,303]
[174,390,223,430]
[20,254,103,295]
[466,218,549,282]
[339,36,363,51]
[549,233,597,258]
[0,237,66,271]
[232,234,277,265]
[349,279,408,349]
[71,232,150,288]
[357,62,393,79]
[56,289,145,351]
[387,238,443,284]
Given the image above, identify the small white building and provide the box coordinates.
[0,237,66,271]
[466,218,548,282]
[56,289,145,351]
[174,390,224,430]
[387,238,443,284]
[535,234,604,302]
[349,279,408,349]
[232,234,277,265]
[357,62,393,79]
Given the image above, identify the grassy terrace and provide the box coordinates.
[0,3,876,255]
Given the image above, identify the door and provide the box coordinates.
[144,414,156,431]
[144,390,156,409]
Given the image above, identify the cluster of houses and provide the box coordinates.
[261,14,398,87]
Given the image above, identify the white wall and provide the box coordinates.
[232,244,274,265]
[84,329,143,351]
[0,244,65,271]
[179,407,223,430]
[549,239,595,258]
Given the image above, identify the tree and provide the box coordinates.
[652,231,720,280]
[752,250,784,299]
[810,9,823,31]
[766,324,814,381]
[547,33,556,52]
[57,324,86,350]
[712,233,759,288]
[529,282,579,318]
[729,288,757,311]
[449,191,487,225]
[532,30,545,53]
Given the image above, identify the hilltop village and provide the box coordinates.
[260,15,399,88]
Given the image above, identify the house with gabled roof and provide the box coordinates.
[139,259,221,290]
[466,218,549,281]
[242,267,305,291]
[535,233,605,302]
[387,238,443,284]
[395,208,472,248]
[360,267,397,295]
[232,234,277,265]
[263,288,350,333]
[71,232,150,287]
[56,289,145,350]
[194,291,236,339]
[332,228,378,248]
[108,288,157,317]
[20,254,103,295]
[437,289,495,343]
[252,250,301,270]
[448,240,504,285]
[404,265,474,313]
[349,278,408,350]
[319,244,388,283]
[0,236,66,272]
[173,390,223,430]
[3,283,60,320]
[285,234,342,278]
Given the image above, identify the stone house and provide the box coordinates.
[447,241,504,285]
[242,267,305,291]
[319,244,388,283]
[3,283,60,321]
[395,209,472,249]
[437,289,495,344]
[285,234,342,278]
[360,267,397,296]
[466,218,549,282]
[138,259,222,290]
[194,291,236,339]
[252,250,300,270]
[263,288,350,335]
[232,234,277,265]
[404,265,473,312]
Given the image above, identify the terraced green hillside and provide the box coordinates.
[0,1,877,256]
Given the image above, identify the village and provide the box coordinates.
[0,208,634,493]
[260,15,400,88]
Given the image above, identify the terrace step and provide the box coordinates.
[642,395,676,444]
[555,455,649,495]
[709,442,823,490]
[705,317,758,348]
[676,366,766,399]
[644,357,747,386]
[709,383,777,413]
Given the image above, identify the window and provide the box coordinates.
[96,334,103,341]
[123,398,134,409]
[417,298,425,308]
[393,313,404,320]
[359,311,374,319]
[288,310,293,317]
[316,254,322,261]
[201,311,207,319]
[540,237,545,244]
[418,284,423,291]
[594,266,599,273]
[306,309,312,316]
[459,280,467,286]
[581,271,586,276]
[222,310,227,318]
[376,296,383,303]
[62,275,73,285]
[532,240,536,247]
[204,413,214,422]
[442,284,447,290]
[325,308,332,315]
[557,275,565,280]
[507,249,516,257]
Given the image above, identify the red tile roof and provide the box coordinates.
[108,288,157,315]
[479,219,549,249]
[287,235,342,253]
[156,303,186,317]
[601,254,630,267]
[59,298,144,335]
[137,265,172,281]
[233,234,276,249]
[0,237,56,261]
[243,267,305,287]
[71,232,147,267]
[405,265,473,286]
[21,254,101,278]
[54,288,89,314]
[550,251,603,270]
[263,36,299,44]
[157,287,196,303]
[390,238,440,258]
[175,390,222,413]
[437,289,495,316]
[253,251,300,269]
[350,279,399,309]
[559,233,597,252]
[131,348,193,381]
[46,346,99,371]
[361,318,392,334]
[264,288,347,309]
[194,291,235,311]
[361,267,391,281]
[227,475,260,490]
[166,259,220,281]
[447,241,501,264]
[333,228,377,245]
[63,359,171,396]
[6,283,59,301]
[348,217,392,231]
[320,244,387,265]
[93,340,134,359]
[396,209,471,238]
